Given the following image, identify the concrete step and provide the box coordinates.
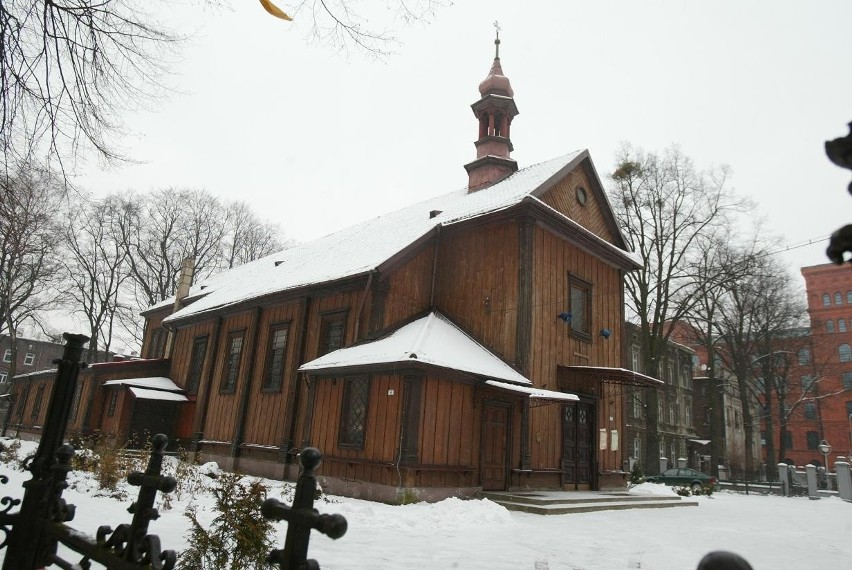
[481,491,698,515]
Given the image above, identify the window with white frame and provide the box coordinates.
[685,401,692,427]
[840,319,848,333]
[840,344,852,362]
[631,346,640,371]
[632,390,643,418]
[2,350,10,363]
[836,292,843,305]
[823,293,831,306]
[23,353,34,366]
[659,440,666,459]
[0,373,6,383]
[633,437,641,459]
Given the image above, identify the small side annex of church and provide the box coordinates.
[8,34,662,503]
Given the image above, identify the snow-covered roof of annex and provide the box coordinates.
[129,387,189,402]
[299,311,532,386]
[103,376,182,392]
[161,150,637,324]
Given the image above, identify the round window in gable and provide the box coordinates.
[576,186,588,206]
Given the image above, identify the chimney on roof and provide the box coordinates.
[464,23,519,192]
[174,257,195,311]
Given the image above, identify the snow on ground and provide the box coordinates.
[1,439,850,569]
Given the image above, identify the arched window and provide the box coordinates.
[823,293,831,306]
[836,292,843,305]
[798,348,811,365]
[840,319,848,333]
[839,343,852,362]
[826,320,835,333]
[847,290,852,304]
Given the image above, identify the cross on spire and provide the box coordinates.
[494,20,501,58]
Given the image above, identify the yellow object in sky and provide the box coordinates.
[260,0,293,21]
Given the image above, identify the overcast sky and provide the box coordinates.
[73,1,852,292]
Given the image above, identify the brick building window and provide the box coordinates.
[185,336,208,395]
[2,350,10,363]
[827,320,835,333]
[822,293,830,306]
[262,324,290,391]
[839,344,852,362]
[0,373,6,384]
[782,431,793,449]
[339,376,370,448]
[847,290,852,304]
[836,292,843,305]
[633,437,641,459]
[632,391,643,418]
[847,401,852,418]
[23,353,34,366]
[798,348,811,365]
[803,402,817,420]
[841,319,848,333]
[806,431,820,450]
[843,372,852,390]
[220,331,245,393]
[801,375,815,393]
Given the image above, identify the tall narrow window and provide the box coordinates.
[107,391,118,417]
[568,274,592,340]
[798,348,811,365]
[836,292,843,305]
[631,346,640,371]
[71,382,83,422]
[339,376,370,448]
[843,372,852,390]
[263,324,290,391]
[840,319,848,333]
[2,350,10,363]
[839,343,852,363]
[782,431,793,449]
[632,390,643,418]
[31,385,46,421]
[822,293,831,306]
[806,431,819,450]
[220,331,245,393]
[803,402,817,420]
[185,336,209,394]
[0,373,6,384]
[319,312,347,356]
[149,328,167,358]
[633,437,641,459]
[827,320,835,333]
[847,290,852,304]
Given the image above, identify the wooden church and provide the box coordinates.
[8,36,661,502]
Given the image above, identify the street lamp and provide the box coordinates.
[818,440,832,490]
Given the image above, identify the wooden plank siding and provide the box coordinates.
[527,224,626,472]
[378,245,435,331]
[537,162,617,244]
[433,221,520,365]
[240,302,303,448]
[200,310,256,443]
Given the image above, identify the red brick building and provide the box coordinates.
[797,263,852,463]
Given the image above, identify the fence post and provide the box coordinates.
[777,463,789,496]
[835,461,852,502]
[805,464,819,499]
[3,333,89,570]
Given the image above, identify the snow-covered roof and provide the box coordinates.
[103,377,182,391]
[566,366,664,386]
[484,380,579,402]
[129,387,189,402]
[161,151,634,324]
[299,312,531,385]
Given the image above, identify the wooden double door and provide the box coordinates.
[562,400,595,489]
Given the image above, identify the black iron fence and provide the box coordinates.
[0,334,347,570]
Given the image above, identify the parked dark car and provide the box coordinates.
[645,468,716,493]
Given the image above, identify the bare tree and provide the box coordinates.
[64,194,132,362]
[0,163,65,375]
[609,144,747,473]
[0,1,177,169]
[1,1,448,170]
[114,188,227,308]
[223,201,287,269]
